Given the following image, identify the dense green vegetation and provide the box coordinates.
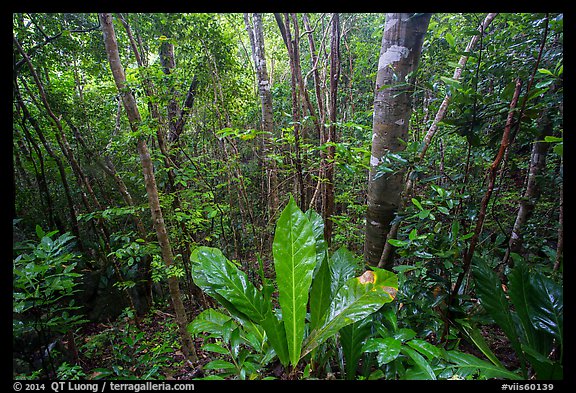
[13,12,562,381]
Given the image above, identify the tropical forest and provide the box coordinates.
[12,12,563,382]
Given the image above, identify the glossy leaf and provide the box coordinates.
[521,344,563,380]
[340,316,373,379]
[191,246,268,322]
[445,350,522,380]
[190,246,289,366]
[329,246,362,295]
[406,338,442,361]
[526,271,563,346]
[187,309,232,338]
[305,209,327,268]
[302,267,397,357]
[472,258,523,359]
[508,261,553,354]
[363,336,402,365]
[455,318,505,369]
[309,251,332,331]
[272,196,317,366]
[204,359,236,371]
[401,346,436,380]
[259,311,290,367]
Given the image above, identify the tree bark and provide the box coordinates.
[99,12,197,362]
[275,13,306,210]
[503,110,552,266]
[378,13,498,269]
[364,13,432,266]
[302,13,328,212]
[323,13,341,245]
[244,13,280,219]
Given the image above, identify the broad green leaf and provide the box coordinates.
[309,251,332,331]
[401,346,436,380]
[455,318,505,369]
[526,271,563,346]
[393,328,417,342]
[406,339,442,361]
[302,267,397,357]
[259,311,290,367]
[411,198,423,211]
[204,359,236,371]
[340,316,373,379]
[508,261,553,354]
[305,209,327,263]
[445,350,522,380]
[472,258,523,359]
[329,246,361,295]
[201,343,230,355]
[273,196,317,366]
[190,252,288,365]
[440,76,461,89]
[537,68,554,76]
[191,247,268,322]
[35,225,45,239]
[363,337,402,365]
[387,239,408,248]
[445,32,455,47]
[187,309,232,337]
[521,344,563,380]
[543,136,563,143]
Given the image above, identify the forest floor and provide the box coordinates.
[74,299,520,380]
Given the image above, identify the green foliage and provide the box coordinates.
[188,309,274,379]
[13,227,86,338]
[362,305,521,380]
[472,258,563,379]
[86,308,176,380]
[190,196,398,376]
[56,362,87,380]
[13,12,563,381]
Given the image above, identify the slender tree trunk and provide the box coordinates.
[13,78,83,248]
[16,35,114,259]
[302,13,329,212]
[364,13,432,266]
[447,78,522,312]
[275,13,306,210]
[553,162,563,272]
[119,13,207,307]
[323,13,341,245]
[15,117,63,233]
[503,111,552,266]
[244,13,280,220]
[419,13,497,159]
[99,12,197,362]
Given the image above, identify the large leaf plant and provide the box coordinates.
[188,196,398,378]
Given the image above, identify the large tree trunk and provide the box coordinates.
[378,12,498,269]
[364,13,432,266]
[99,13,197,362]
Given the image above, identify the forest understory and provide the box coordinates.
[13,12,563,382]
